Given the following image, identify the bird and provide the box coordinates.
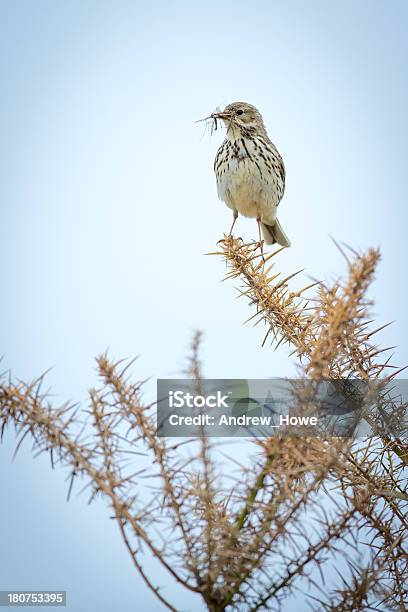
[210,102,290,248]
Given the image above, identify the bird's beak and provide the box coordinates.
[210,111,231,120]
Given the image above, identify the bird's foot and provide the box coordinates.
[254,239,266,263]
[217,235,231,246]
[218,233,243,246]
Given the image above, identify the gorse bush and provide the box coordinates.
[1,237,407,611]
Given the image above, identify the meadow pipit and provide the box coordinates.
[209,102,290,247]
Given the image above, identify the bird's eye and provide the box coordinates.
[236,109,244,115]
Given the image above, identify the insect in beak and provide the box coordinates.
[211,112,234,134]
[212,112,234,133]
[195,111,231,135]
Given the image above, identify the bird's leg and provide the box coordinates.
[228,210,238,236]
[256,217,265,262]
[218,211,239,245]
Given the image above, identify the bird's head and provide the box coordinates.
[211,102,266,137]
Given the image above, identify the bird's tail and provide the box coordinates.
[261,219,291,248]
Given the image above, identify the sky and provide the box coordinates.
[1,1,407,610]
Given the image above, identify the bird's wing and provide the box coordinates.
[277,154,285,188]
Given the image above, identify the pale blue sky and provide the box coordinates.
[1,1,407,610]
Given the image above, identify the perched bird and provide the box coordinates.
[211,102,290,247]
